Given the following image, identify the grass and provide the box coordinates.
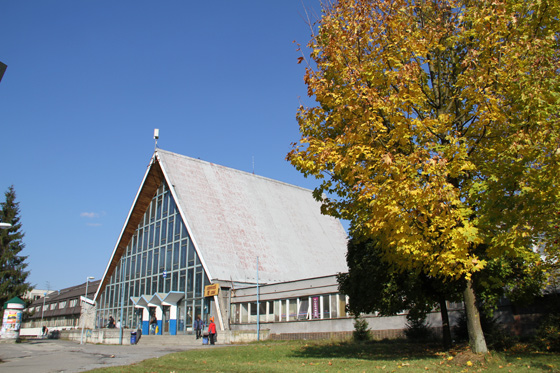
[87,339,560,372]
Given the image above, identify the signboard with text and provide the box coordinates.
[204,283,220,297]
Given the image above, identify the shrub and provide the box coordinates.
[534,313,560,352]
[404,311,433,342]
[353,316,371,342]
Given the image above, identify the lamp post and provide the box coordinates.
[80,276,95,344]
[0,222,12,229]
[41,292,47,323]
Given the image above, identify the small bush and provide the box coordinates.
[353,316,371,342]
[534,313,560,352]
[404,312,433,342]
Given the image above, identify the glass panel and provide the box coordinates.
[175,217,181,239]
[141,253,147,277]
[274,300,281,322]
[288,299,297,321]
[166,245,173,271]
[156,195,162,220]
[330,295,338,318]
[323,295,331,319]
[163,193,169,218]
[179,271,186,292]
[260,301,267,322]
[298,298,309,320]
[154,222,160,247]
[152,277,158,294]
[195,269,202,298]
[173,242,180,270]
[153,250,159,275]
[160,219,167,245]
[180,240,187,268]
[147,250,152,276]
[148,223,154,249]
[241,303,249,323]
[172,271,178,291]
[167,217,174,243]
[187,268,194,298]
[188,239,195,267]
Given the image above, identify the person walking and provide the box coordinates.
[208,317,217,345]
[108,315,115,328]
[149,314,157,335]
[194,315,204,339]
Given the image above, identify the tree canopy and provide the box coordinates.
[0,185,31,310]
[289,0,560,353]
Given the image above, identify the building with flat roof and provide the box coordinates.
[94,149,349,337]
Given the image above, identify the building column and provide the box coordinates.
[169,305,177,335]
[142,308,150,335]
[155,306,163,335]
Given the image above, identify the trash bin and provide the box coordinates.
[202,332,209,345]
[130,331,137,345]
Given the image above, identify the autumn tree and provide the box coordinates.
[0,185,31,310]
[288,0,560,354]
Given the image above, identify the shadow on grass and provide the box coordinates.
[290,339,443,362]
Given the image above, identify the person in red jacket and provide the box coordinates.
[208,317,217,345]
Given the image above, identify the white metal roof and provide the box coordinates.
[156,149,348,284]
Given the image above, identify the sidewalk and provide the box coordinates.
[0,338,203,372]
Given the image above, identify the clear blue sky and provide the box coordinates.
[0,1,330,291]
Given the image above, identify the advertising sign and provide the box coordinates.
[0,308,22,340]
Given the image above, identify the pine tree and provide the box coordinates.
[0,185,31,309]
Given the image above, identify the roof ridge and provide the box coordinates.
[156,148,314,193]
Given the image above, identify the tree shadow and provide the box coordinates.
[290,339,443,362]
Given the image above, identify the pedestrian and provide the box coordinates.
[116,319,121,329]
[42,325,48,338]
[208,317,217,345]
[108,315,115,328]
[149,314,157,334]
[194,315,204,339]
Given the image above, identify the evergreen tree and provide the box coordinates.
[0,185,31,309]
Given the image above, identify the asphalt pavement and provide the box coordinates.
[0,338,203,372]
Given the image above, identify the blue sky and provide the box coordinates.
[0,1,330,291]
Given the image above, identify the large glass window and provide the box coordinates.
[96,180,208,330]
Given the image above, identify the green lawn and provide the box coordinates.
[88,340,560,372]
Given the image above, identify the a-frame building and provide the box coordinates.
[94,149,347,336]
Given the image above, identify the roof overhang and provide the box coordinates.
[94,154,165,301]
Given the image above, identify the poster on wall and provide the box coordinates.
[312,297,320,319]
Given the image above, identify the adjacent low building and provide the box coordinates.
[23,280,100,332]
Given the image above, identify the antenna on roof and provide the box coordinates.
[153,128,159,151]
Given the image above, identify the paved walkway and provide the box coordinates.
[0,338,205,372]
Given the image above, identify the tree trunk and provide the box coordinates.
[463,280,488,354]
[439,296,452,350]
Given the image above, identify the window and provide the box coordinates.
[50,303,57,310]
[288,299,297,321]
[59,301,67,309]
[298,298,309,320]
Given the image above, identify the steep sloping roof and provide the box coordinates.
[157,149,348,284]
[96,149,348,299]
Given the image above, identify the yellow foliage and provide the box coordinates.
[288,0,560,281]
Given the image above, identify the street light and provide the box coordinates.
[0,222,12,229]
[80,276,95,344]
[41,292,47,323]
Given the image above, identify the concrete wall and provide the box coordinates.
[60,328,139,345]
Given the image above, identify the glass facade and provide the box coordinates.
[96,181,210,333]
